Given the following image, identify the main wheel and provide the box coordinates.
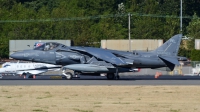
[65,72,73,80]
[107,73,115,80]
[22,73,27,79]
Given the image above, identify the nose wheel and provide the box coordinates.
[62,68,81,79]
[62,69,73,80]
[64,72,73,80]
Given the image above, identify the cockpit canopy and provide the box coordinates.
[34,42,60,51]
[2,64,11,68]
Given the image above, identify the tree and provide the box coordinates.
[1,0,200,58]
[186,13,200,51]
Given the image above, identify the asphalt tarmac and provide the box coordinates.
[1,75,200,85]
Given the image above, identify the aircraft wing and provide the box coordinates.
[70,47,128,66]
[177,56,188,61]
[16,69,48,75]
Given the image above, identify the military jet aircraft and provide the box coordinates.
[10,34,186,80]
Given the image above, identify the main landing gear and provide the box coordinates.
[106,68,120,80]
[22,73,36,79]
[106,73,120,80]
[22,73,29,79]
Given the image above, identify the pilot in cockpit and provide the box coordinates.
[44,44,50,51]
[34,42,60,51]
[49,43,54,50]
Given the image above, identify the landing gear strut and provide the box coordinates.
[115,68,120,80]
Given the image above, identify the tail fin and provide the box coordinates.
[153,34,182,56]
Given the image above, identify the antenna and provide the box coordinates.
[180,0,182,34]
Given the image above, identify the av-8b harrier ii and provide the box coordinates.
[10,34,186,80]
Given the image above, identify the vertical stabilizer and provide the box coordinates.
[153,34,182,56]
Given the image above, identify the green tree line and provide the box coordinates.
[0,0,200,60]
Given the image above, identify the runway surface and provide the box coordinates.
[1,75,200,85]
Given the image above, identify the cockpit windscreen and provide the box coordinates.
[34,42,59,51]
[2,64,11,68]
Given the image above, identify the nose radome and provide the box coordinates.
[10,52,24,60]
[0,68,5,73]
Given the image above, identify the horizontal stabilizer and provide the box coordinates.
[159,56,180,65]
[16,70,48,75]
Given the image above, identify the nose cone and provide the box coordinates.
[0,67,6,73]
[10,52,24,60]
